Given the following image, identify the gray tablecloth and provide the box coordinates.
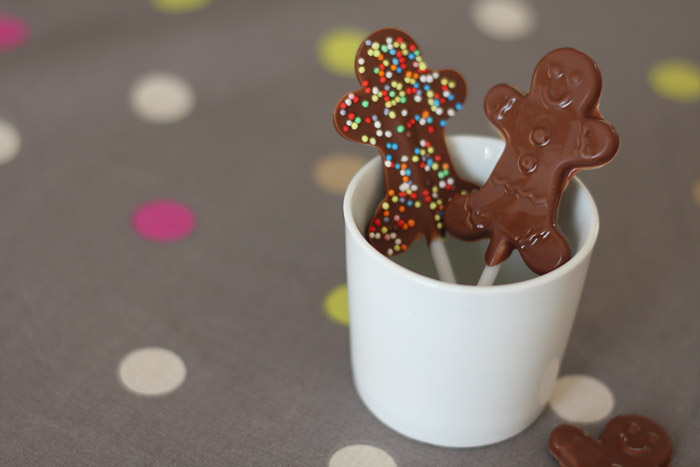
[1,0,698,465]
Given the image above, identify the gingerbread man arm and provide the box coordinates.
[484,83,523,134]
[436,68,468,109]
[549,424,604,467]
[574,118,619,168]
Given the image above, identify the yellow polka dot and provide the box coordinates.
[150,0,212,14]
[692,178,700,207]
[648,59,700,102]
[324,284,349,326]
[317,27,368,77]
[313,154,367,195]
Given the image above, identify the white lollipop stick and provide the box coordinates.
[476,240,509,286]
[428,239,456,283]
[477,263,501,286]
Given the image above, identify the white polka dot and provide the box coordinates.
[549,374,614,423]
[470,0,537,41]
[118,347,186,396]
[329,445,396,467]
[0,119,21,165]
[129,72,195,123]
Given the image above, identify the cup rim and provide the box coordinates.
[343,134,600,293]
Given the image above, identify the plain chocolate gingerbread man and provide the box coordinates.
[445,48,619,275]
[549,415,672,467]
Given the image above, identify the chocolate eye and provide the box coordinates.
[530,126,550,146]
[568,72,583,86]
[626,422,641,434]
[518,153,537,173]
[548,64,563,79]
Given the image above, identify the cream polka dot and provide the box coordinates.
[323,284,349,326]
[649,59,700,102]
[118,347,186,396]
[0,119,20,165]
[151,0,212,14]
[317,27,368,77]
[470,0,537,41]
[692,178,700,207]
[314,154,367,195]
[329,445,396,467]
[129,72,195,123]
[549,374,614,423]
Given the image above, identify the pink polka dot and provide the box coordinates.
[0,15,29,51]
[132,200,196,242]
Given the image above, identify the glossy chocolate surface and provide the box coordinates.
[445,48,619,275]
[549,414,672,467]
[334,28,477,257]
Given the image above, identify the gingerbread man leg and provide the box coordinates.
[517,225,571,275]
[367,196,430,256]
[444,192,490,241]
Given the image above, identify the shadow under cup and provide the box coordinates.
[342,135,600,448]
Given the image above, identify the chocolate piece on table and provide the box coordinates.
[333,28,478,257]
[549,414,672,467]
[445,48,619,275]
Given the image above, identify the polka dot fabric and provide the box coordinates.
[329,445,397,467]
[323,283,349,325]
[0,119,21,165]
[130,72,195,123]
[549,375,615,423]
[119,347,187,396]
[0,14,29,51]
[470,0,537,41]
[318,27,369,77]
[0,1,698,466]
[648,59,700,102]
[132,199,196,242]
[313,153,368,196]
[151,0,213,14]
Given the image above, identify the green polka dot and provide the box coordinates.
[150,0,212,14]
[648,59,700,102]
[317,27,368,77]
[324,284,349,326]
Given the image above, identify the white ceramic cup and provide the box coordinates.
[343,135,600,448]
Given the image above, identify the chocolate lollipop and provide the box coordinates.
[333,28,478,282]
[445,48,619,278]
[549,414,672,467]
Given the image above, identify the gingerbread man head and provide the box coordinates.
[446,48,619,274]
[334,28,477,257]
[485,47,619,192]
[549,415,672,466]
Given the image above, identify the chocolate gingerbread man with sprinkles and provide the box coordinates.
[334,28,477,257]
[445,48,619,275]
[549,414,672,466]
